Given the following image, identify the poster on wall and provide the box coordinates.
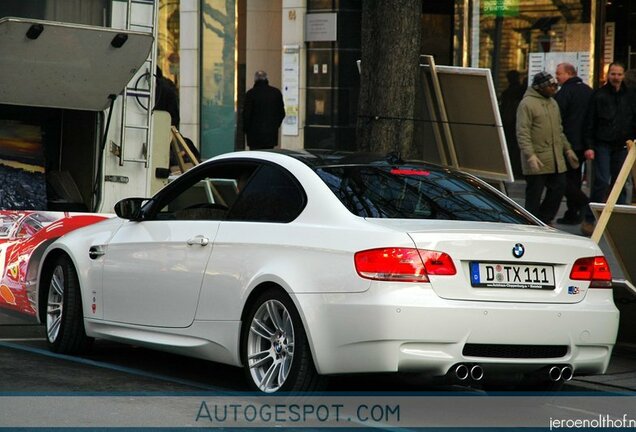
[282,45,300,136]
[0,120,47,210]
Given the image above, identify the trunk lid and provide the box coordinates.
[367,219,603,303]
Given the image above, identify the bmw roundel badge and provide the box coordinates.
[512,243,525,258]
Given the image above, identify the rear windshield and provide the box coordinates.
[315,165,537,224]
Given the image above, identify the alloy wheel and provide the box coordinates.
[46,265,65,343]
[246,299,295,392]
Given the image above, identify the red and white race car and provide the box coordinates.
[0,211,108,318]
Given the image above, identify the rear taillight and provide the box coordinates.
[354,248,456,282]
[419,250,457,276]
[570,256,612,288]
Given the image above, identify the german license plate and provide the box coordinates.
[469,262,555,289]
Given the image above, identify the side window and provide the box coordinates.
[16,222,33,238]
[227,164,305,223]
[154,164,256,221]
[16,215,46,238]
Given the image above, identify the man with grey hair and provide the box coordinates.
[242,70,286,149]
[554,62,593,224]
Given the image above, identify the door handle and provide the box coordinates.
[186,235,209,246]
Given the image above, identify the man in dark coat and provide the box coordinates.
[500,70,526,179]
[554,62,593,224]
[242,70,286,149]
[154,66,180,127]
[581,62,634,236]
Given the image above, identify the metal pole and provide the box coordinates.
[421,55,458,168]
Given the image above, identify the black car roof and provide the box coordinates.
[271,148,451,172]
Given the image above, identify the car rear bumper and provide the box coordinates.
[294,284,619,377]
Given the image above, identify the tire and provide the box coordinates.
[45,255,93,354]
[241,289,322,393]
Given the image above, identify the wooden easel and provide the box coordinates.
[591,140,636,243]
[170,126,200,173]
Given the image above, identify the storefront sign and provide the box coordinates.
[282,46,300,136]
[305,13,337,42]
[482,0,519,17]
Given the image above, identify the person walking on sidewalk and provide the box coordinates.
[242,70,286,150]
[516,71,579,225]
[154,66,180,128]
[581,62,635,236]
[554,62,593,225]
[500,70,526,179]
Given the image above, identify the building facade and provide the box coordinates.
[178,0,632,156]
[1,1,632,156]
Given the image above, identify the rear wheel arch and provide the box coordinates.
[240,282,290,325]
[240,282,317,361]
[239,282,323,392]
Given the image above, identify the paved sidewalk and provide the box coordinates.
[571,343,636,392]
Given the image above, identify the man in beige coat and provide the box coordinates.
[516,71,579,225]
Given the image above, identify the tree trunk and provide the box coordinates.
[356,0,422,157]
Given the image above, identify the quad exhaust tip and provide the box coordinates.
[454,364,483,381]
[549,366,562,382]
[454,363,574,382]
[549,365,573,382]
[455,364,469,381]
[470,365,484,381]
[561,366,573,381]
[452,364,572,383]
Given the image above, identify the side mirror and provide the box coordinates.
[114,197,148,221]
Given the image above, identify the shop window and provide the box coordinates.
[158,0,180,87]
[200,0,236,159]
[466,0,593,96]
